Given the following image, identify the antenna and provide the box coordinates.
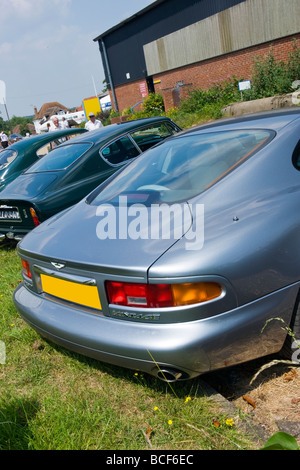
[92,76,98,98]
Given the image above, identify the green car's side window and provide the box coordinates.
[101,136,140,166]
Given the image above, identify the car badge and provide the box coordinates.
[51,262,65,270]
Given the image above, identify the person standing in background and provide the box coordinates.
[0,131,9,148]
[61,117,69,129]
[50,116,63,131]
[85,112,103,131]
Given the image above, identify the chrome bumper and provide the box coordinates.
[0,232,23,242]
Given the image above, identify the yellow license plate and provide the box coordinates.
[41,274,101,310]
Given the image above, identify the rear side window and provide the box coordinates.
[130,122,178,152]
[27,143,92,172]
[101,136,140,165]
[0,149,18,170]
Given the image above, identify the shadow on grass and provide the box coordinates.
[40,335,297,406]
[0,396,40,450]
[0,240,18,252]
[39,336,204,399]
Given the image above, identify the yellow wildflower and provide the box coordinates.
[225,418,234,427]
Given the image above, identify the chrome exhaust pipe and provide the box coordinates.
[156,368,184,382]
[0,234,5,242]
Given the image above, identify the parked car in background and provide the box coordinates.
[8,133,23,144]
[0,117,181,241]
[13,109,300,381]
[0,128,87,193]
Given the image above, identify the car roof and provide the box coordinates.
[60,117,177,146]
[181,108,300,135]
[7,128,87,151]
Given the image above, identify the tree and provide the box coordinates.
[0,117,10,134]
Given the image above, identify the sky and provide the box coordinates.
[0,0,155,119]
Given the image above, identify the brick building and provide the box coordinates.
[93,0,300,112]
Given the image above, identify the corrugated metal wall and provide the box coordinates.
[98,0,247,87]
[144,0,300,75]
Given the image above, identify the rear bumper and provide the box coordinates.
[0,222,34,241]
[0,231,24,241]
[13,282,298,380]
[0,202,40,241]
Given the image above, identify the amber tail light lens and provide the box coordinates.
[21,259,32,279]
[30,207,40,227]
[172,282,222,305]
[105,281,222,308]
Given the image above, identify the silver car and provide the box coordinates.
[13,109,300,381]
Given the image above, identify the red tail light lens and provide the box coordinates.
[21,259,32,278]
[106,282,174,308]
[30,207,40,227]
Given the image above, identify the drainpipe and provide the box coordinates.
[100,39,118,112]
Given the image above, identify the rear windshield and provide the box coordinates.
[89,129,273,206]
[26,143,92,173]
[0,149,18,170]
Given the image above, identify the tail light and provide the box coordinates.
[30,207,40,227]
[21,259,32,279]
[106,282,173,308]
[105,281,222,308]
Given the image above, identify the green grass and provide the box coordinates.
[0,244,255,450]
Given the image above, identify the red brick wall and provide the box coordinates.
[109,81,148,113]
[111,34,300,113]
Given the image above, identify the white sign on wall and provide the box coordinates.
[238,80,251,91]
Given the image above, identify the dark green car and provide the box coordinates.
[0,128,87,193]
[0,117,181,241]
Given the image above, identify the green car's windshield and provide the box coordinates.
[0,149,18,170]
[89,129,273,206]
[26,143,92,173]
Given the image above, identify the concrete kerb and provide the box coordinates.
[197,379,270,446]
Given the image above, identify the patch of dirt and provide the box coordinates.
[204,355,300,443]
